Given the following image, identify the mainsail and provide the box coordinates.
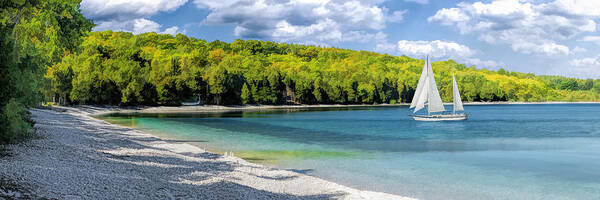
[410,56,429,110]
[452,75,464,113]
[426,57,445,113]
[410,56,445,114]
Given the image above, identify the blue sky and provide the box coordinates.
[80,0,600,78]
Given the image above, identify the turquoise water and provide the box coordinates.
[101,104,600,200]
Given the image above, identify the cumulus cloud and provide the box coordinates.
[511,42,570,56]
[93,18,159,34]
[570,56,600,67]
[572,46,587,53]
[428,0,599,56]
[394,40,474,59]
[387,10,407,22]
[81,0,188,34]
[81,0,188,21]
[537,0,600,18]
[376,40,503,69]
[194,0,404,44]
[569,55,600,77]
[580,36,600,45]
[463,58,504,70]
[161,26,184,36]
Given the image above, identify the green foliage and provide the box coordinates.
[0,99,31,143]
[1,0,92,143]
[594,81,600,94]
[241,83,251,104]
[45,31,600,107]
[559,79,579,91]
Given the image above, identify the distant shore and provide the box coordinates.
[0,106,411,199]
[80,101,600,115]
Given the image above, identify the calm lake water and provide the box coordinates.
[101,104,600,200]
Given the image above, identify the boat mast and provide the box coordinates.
[426,55,430,116]
[425,55,445,115]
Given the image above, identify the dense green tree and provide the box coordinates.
[241,83,251,104]
[1,0,92,143]
[44,31,600,108]
[559,79,580,91]
[582,79,594,90]
[593,80,600,94]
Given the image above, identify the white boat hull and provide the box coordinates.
[412,114,467,121]
[181,102,200,106]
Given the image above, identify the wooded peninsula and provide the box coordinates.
[46,31,600,107]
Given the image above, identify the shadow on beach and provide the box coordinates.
[0,109,347,200]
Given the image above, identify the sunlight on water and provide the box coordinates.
[99,104,600,200]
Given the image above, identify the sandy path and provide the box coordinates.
[0,107,413,200]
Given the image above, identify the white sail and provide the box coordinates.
[426,57,445,113]
[413,76,429,113]
[453,75,464,112]
[410,57,429,109]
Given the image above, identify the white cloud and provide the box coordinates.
[537,0,600,18]
[572,46,587,53]
[81,0,188,34]
[132,19,160,34]
[194,0,404,44]
[161,26,184,36]
[94,18,159,34]
[428,0,599,56]
[395,40,474,59]
[463,58,505,69]
[512,42,570,56]
[81,0,188,21]
[387,10,407,22]
[94,18,180,35]
[569,55,600,77]
[571,56,600,67]
[374,42,398,54]
[580,36,600,45]
[376,40,503,69]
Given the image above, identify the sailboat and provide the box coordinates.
[409,55,467,121]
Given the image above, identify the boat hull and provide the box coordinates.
[412,114,467,121]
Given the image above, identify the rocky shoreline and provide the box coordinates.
[76,101,600,115]
[0,106,411,200]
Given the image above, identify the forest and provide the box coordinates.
[1,0,92,142]
[2,0,600,143]
[45,31,600,106]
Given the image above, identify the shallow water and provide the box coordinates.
[101,104,600,200]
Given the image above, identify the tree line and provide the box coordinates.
[45,31,600,107]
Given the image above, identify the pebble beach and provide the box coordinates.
[0,106,412,200]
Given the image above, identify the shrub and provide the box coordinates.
[0,99,32,143]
